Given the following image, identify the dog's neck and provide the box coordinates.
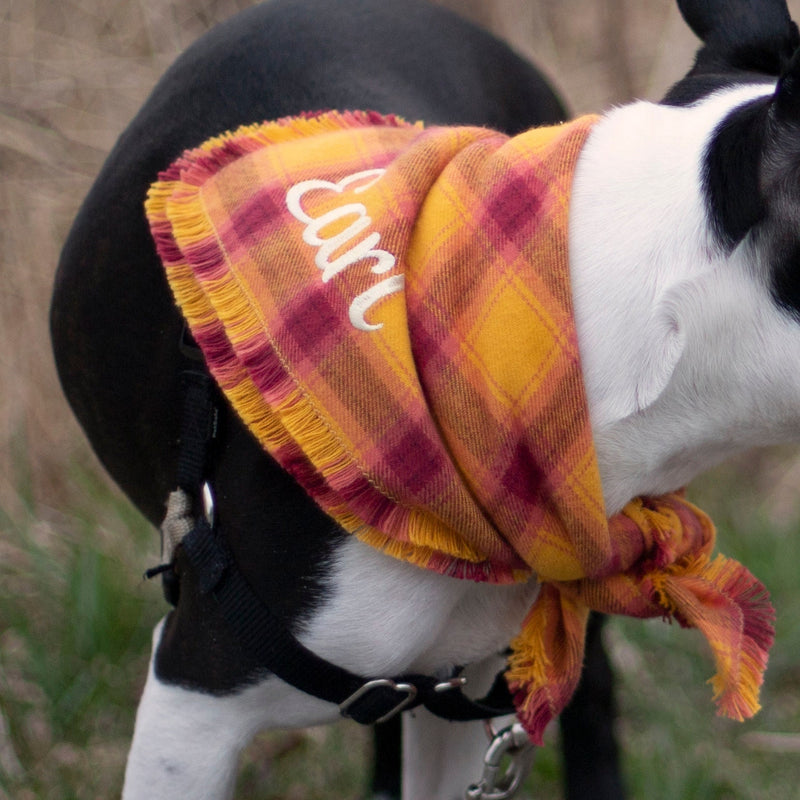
[569,84,800,514]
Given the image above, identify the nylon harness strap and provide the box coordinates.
[148,332,517,726]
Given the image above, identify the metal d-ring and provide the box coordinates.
[338,679,419,724]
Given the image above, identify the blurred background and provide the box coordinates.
[3,1,800,797]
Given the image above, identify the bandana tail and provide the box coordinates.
[505,583,590,746]
[506,552,774,745]
[655,552,775,721]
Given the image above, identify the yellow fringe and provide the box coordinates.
[198,111,422,155]
[150,143,496,569]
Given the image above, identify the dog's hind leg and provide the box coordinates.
[561,614,625,800]
[370,717,402,800]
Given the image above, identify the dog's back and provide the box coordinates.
[51,0,565,528]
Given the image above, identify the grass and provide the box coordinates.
[0,455,378,800]
[2,452,800,799]
[600,457,800,800]
[0,465,161,800]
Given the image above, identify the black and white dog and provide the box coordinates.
[51,0,800,798]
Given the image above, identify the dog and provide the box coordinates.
[50,0,800,798]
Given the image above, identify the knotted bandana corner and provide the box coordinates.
[146,109,775,744]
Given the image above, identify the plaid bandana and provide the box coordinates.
[147,110,774,743]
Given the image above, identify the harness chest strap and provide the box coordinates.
[157,495,519,724]
[177,499,518,724]
[149,362,517,725]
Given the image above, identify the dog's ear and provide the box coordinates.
[677,0,799,75]
[665,0,800,105]
[630,283,686,414]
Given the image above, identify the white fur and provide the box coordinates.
[300,538,539,677]
[568,84,800,512]
[125,84,800,800]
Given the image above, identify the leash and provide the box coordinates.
[146,328,520,728]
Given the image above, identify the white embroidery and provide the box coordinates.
[285,169,404,331]
[349,274,406,331]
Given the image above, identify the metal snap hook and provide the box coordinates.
[464,722,535,800]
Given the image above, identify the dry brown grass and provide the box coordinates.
[6,0,800,516]
[1,0,254,516]
[0,0,699,516]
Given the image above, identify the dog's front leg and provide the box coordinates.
[122,656,243,800]
[123,619,250,800]
[122,619,338,800]
[401,656,516,800]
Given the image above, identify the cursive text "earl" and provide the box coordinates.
[285,169,404,332]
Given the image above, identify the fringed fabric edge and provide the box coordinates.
[505,583,590,746]
[657,552,775,721]
[146,111,516,581]
[506,549,775,744]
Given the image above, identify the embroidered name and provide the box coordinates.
[285,169,404,331]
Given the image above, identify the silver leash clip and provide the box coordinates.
[464,721,536,800]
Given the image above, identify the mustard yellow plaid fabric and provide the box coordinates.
[147,110,774,743]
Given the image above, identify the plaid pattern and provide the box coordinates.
[148,111,774,743]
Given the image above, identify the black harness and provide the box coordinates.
[147,336,516,726]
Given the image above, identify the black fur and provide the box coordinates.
[703,97,771,250]
[769,235,800,317]
[665,0,799,105]
[50,0,567,690]
[370,716,403,799]
[695,48,800,316]
[664,1,800,319]
[764,50,800,317]
[560,615,625,800]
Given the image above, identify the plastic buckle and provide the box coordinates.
[339,679,419,724]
